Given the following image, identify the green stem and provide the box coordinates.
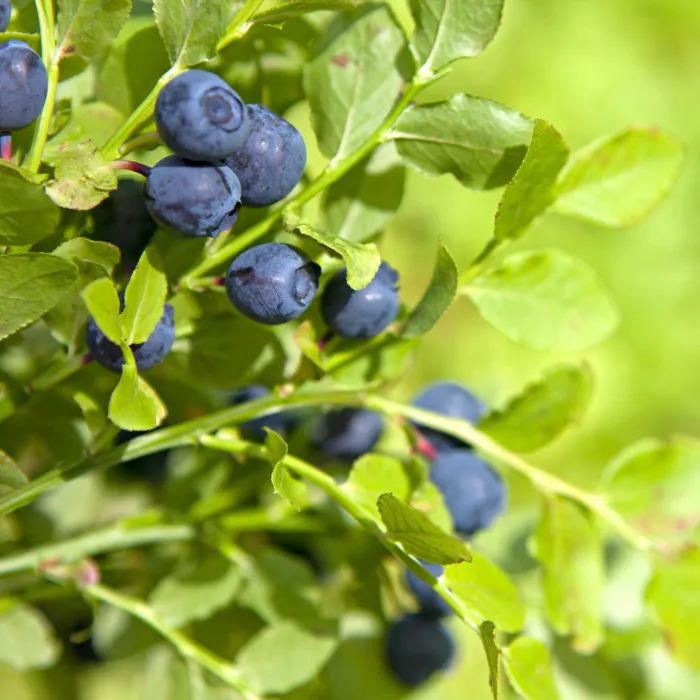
[85,582,261,700]
[118,130,161,156]
[26,353,86,392]
[25,0,57,172]
[101,68,181,162]
[180,78,428,285]
[458,238,504,288]
[216,0,265,53]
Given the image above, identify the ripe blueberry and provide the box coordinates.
[225,243,320,325]
[0,0,11,32]
[406,562,453,618]
[229,385,295,440]
[86,303,175,373]
[144,156,241,239]
[385,614,455,687]
[224,104,306,207]
[430,449,506,536]
[321,262,400,339]
[155,70,249,162]
[93,179,156,271]
[310,408,383,460]
[0,40,48,132]
[411,382,487,452]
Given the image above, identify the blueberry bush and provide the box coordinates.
[0,0,693,698]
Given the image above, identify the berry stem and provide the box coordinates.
[0,133,11,161]
[111,160,152,177]
[118,130,162,156]
[216,0,265,53]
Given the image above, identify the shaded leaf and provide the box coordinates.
[553,127,684,227]
[109,365,167,431]
[82,277,122,344]
[56,0,131,58]
[531,496,604,653]
[377,493,471,565]
[479,365,592,453]
[289,218,380,290]
[494,120,569,241]
[269,430,310,511]
[0,450,28,492]
[465,249,619,351]
[600,436,700,547]
[388,94,532,190]
[0,599,61,670]
[502,637,559,700]
[442,553,525,632]
[121,246,168,344]
[303,4,406,160]
[410,0,504,74]
[0,254,78,340]
[0,162,59,245]
[46,143,118,210]
[236,620,338,694]
[154,0,226,67]
[402,240,458,337]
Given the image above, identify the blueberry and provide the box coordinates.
[225,242,320,325]
[0,40,48,132]
[430,449,506,536]
[145,155,241,239]
[406,562,453,618]
[93,180,156,271]
[411,382,487,452]
[321,262,400,339]
[155,70,249,162]
[86,303,175,373]
[385,614,455,687]
[0,0,11,33]
[224,104,306,207]
[229,385,295,440]
[310,408,383,461]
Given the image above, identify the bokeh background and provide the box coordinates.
[2,0,700,697]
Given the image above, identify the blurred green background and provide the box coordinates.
[3,0,700,697]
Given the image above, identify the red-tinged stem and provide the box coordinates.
[414,430,439,461]
[111,160,152,177]
[0,133,11,161]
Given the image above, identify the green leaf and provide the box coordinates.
[44,102,125,165]
[322,143,406,244]
[269,430,310,511]
[442,553,525,632]
[0,599,61,670]
[531,496,604,653]
[402,240,458,337]
[0,450,28,493]
[46,143,118,210]
[56,0,132,59]
[108,365,167,431]
[479,365,592,453]
[502,637,559,700]
[345,454,411,518]
[388,94,533,190]
[646,549,700,669]
[0,253,78,341]
[53,237,120,277]
[288,218,380,290]
[465,249,619,351]
[479,622,501,700]
[254,0,363,25]
[82,277,122,344]
[600,436,700,546]
[494,120,569,241]
[409,0,504,75]
[410,479,453,532]
[377,493,471,565]
[0,162,59,245]
[552,127,684,227]
[303,4,406,160]
[236,620,338,694]
[120,247,168,344]
[154,0,226,67]
[149,552,242,628]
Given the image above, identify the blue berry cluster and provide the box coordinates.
[386,382,507,687]
[0,2,48,134]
